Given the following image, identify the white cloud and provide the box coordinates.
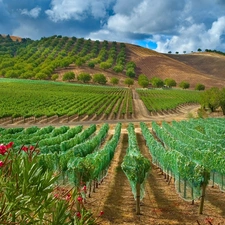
[107,0,185,34]
[21,7,41,18]
[155,16,225,53]
[45,0,114,22]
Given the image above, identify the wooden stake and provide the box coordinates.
[136,183,141,215]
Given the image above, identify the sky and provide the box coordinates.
[1,0,225,53]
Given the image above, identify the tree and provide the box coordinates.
[168,51,172,54]
[164,78,176,87]
[219,88,225,115]
[93,73,107,84]
[88,61,95,68]
[51,74,59,81]
[110,77,119,85]
[100,62,112,70]
[124,78,134,87]
[77,73,92,83]
[35,72,48,80]
[75,58,84,67]
[179,81,190,89]
[195,83,205,91]
[62,71,75,81]
[150,77,164,88]
[126,68,135,78]
[113,65,124,73]
[138,74,149,88]
[197,48,202,52]
[200,87,220,112]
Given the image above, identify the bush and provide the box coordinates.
[195,83,205,91]
[77,72,92,83]
[179,81,190,89]
[62,71,75,81]
[93,73,107,84]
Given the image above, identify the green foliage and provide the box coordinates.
[93,73,107,84]
[126,68,135,78]
[88,61,95,68]
[99,62,112,70]
[35,72,48,80]
[150,77,164,88]
[77,72,92,83]
[110,77,119,85]
[124,78,134,87]
[137,88,201,112]
[75,57,85,67]
[138,74,149,88]
[113,64,124,73]
[62,71,75,81]
[51,74,59,81]
[195,83,205,91]
[179,81,190,89]
[200,87,220,112]
[164,78,176,87]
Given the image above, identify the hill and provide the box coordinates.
[1,34,225,89]
[125,44,225,89]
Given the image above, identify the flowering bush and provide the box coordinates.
[0,142,98,225]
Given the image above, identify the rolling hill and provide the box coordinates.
[125,44,225,89]
[1,34,225,89]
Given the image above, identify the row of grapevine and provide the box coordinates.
[160,119,225,191]
[141,122,209,214]
[136,88,201,113]
[121,123,150,214]
[0,80,133,120]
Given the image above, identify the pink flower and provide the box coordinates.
[65,194,71,201]
[77,196,83,203]
[0,144,7,155]
[0,161,4,167]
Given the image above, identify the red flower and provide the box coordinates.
[6,142,14,149]
[82,185,87,192]
[21,146,28,152]
[77,196,83,203]
[0,161,4,167]
[29,146,35,151]
[99,211,104,216]
[0,144,7,155]
[76,212,81,219]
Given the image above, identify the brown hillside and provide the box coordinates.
[165,52,225,80]
[126,44,225,89]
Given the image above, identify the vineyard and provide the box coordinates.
[137,88,201,114]
[0,118,225,224]
[0,79,202,125]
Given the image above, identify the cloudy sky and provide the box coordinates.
[1,0,225,53]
